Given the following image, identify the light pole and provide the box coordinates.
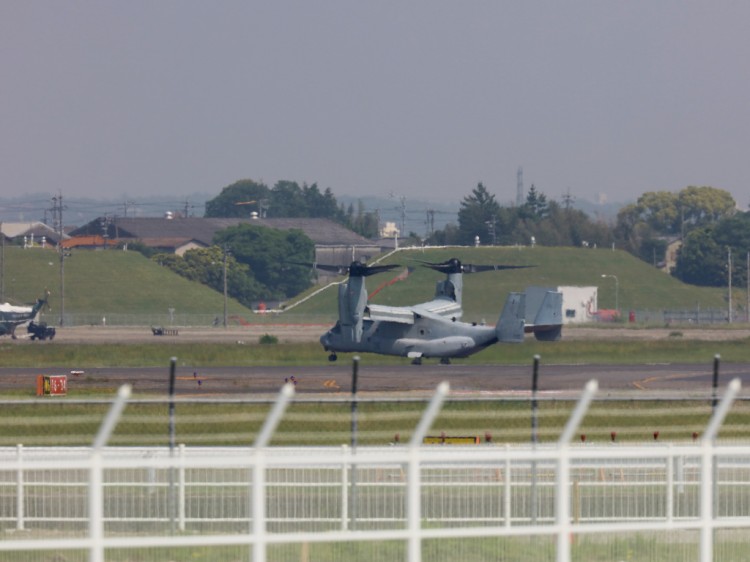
[600,274,619,313]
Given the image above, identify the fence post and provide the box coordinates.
[179,443,186,531]
[340,444,349,531]
[408,381,450,562]
[252,383,295,562]
[666,444,674,524]
[90,384,132,562]
[556,379,598,562]
[504,444,511,527]
[700,377,741,562]
[15,444,24,531]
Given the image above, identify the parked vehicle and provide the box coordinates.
[28,321,56,341]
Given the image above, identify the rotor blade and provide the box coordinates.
[411,257,463,274]
[348,261,400,277]
[287,261,400,277]
[412,257,535,274]
[463,264,536,273]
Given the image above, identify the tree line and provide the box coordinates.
[150,178,746,309]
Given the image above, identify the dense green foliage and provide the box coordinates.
[203,178,379,237]
[615,186,737,267]
[438,183,613,250]
[214,223,315,300]
[203,177,742,289]
[151,246,265,306]
[150,224,316,304]
[674,211,750,287]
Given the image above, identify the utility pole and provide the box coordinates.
[222,246,229,328]
[0,222,4,302]
[516,166,524,207]
[399,196,406,237]
[425,209,435,239]
[52,193,66,326]
[728,247,733,324]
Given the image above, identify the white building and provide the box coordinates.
[528,285,598,324]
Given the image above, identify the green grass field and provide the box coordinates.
[288,246,730,320]
[1,337,749,369]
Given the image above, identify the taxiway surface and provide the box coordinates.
[4,361,749,397]
[4,325,750,397]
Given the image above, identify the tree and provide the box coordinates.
[151,246,266,307]
[214,223,315,299]
[427,223,460,246]
[672,226,725,286]
[614,186,736,267]
[268,181,308,217]
[519,184,549,220]
[204,179,270,218]
[678,186,736,231]
[635,191,680,233]
[347,200,380,238]
[457,183,501,245]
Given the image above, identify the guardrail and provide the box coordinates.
[0,380,747,562]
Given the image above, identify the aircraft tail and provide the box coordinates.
[496,292,525,343]
[528,290,563,341]
[31,293,48,317]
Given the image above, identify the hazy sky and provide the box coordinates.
[2,2,749,210]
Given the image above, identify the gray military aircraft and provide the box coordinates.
[317,258,563,364]
[0,292,49,339]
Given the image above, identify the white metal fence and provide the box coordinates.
[0,381,748,562]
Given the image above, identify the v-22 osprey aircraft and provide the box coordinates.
[318,258,563,364]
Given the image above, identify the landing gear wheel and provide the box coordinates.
[411,357,423,365]
[439,358,452,365]
[328,353,338,362]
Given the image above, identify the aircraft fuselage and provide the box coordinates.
[320,315,498,360]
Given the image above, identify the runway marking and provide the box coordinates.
[323,379,340,389]
[632,372,703,390]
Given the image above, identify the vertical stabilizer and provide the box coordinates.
[532,291,563,341]
[338,276,367,343]
[496,292,525,343]
[434,272,463,305]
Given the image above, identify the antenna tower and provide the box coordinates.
[516,166,524,206]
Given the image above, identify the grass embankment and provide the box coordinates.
[289,246,730,319]
[2,245,731,321]
[2,246,254,317]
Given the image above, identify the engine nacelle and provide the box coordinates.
[393,336,475,358]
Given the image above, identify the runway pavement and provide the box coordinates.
[4,324,750,398]
[5,360,750,398]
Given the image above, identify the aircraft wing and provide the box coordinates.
[366,298,463,325]
[411,299,463,320]
[365,304,416,324]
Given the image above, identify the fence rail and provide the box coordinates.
[40,308,748,328]
[0,380,747,562]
